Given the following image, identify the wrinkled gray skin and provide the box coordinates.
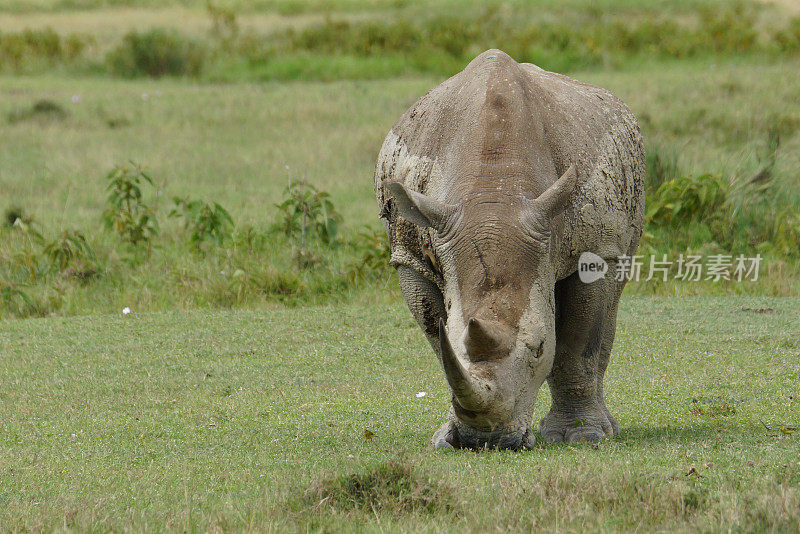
[374,50,644,450]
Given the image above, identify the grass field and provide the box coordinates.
[1,297,798,531]
[2,56,799,318]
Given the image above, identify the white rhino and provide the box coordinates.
[374,49,644,449]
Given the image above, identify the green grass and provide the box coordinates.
[4,0,800,81]
[1,296,798,530]
[2,60,799,231]
[2,55,799,319]
[1,1,800,530]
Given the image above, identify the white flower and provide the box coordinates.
[416,392,427,398]
[141,93,149,100]
[71,95,81,103]
[122,307,131,315]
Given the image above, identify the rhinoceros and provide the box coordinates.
[374,49,644,450]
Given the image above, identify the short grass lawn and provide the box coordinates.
[1,296,798,531]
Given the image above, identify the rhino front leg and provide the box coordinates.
[539,268,624,443]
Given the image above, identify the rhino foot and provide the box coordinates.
[432,421,460,449]
[538,406,619,443]
[432,420,537,450]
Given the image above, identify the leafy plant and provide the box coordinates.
[0,28,90,73]
[170,197,234,247]
[755,209,800,258]
[102,163,159,248]
[274,180,341,246]
[42,230,97,273]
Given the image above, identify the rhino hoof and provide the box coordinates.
[431,421,460,450]
[538,408,619,444]
[434,438,455,449]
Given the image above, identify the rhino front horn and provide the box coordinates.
[438,319,488,411]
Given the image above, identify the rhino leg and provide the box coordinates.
[539,267,624,443]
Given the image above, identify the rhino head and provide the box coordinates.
[386,164,577,450]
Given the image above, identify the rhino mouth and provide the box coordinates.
[433,420,535,451]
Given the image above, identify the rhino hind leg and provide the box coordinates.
[539,266,625,443]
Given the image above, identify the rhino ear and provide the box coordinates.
[527,164,578,220]
[384,181,456,232]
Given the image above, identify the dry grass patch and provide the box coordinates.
[301,457,457,515]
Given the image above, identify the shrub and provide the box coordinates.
[42,230,98,274]
[274,180,341,246]
[107,29,206,78]
[774,16,800,52]
[170,197,234,247]
[102,163,159,248]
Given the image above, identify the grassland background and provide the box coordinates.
[1,0,800,531]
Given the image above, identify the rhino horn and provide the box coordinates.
[464,317,515,361]
[529,163,578,220]
[439,319,488,411]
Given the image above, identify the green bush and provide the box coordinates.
[102,164,159,248]
[106,29,206,78]
[274,180,341,246]
[269,5,767,74]
[645,145,680,194]
[42,230,98,275]
[170,197,234,247]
